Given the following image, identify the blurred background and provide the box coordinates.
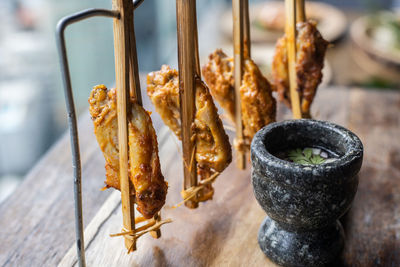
[0,0,399,203]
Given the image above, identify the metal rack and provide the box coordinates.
[56,1,143,266]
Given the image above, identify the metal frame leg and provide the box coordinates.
[55,1,144,266]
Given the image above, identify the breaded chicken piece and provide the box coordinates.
[89,85,167,219]
[147,66,232,200]
[202,49,235,122]
[272,21,329,117]
[241,59,276,142]
[203,50,276,145]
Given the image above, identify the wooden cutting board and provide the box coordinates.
[58,87,400,266]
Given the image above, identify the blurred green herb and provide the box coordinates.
[359,77,397,89]
[369,11,400,51]
[288,148,326,165]
[253,20,266,30]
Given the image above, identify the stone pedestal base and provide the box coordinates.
[258,215,344,267]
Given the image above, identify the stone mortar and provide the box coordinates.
[251,119,363,267]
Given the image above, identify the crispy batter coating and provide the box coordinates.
[89,85,167,219]
[147,66,181,138]
[241,59,276,141]
[202,49,235,122]
[194,79,232,173]
[271,36,289,105]
[147,66,232,200]
[272,21,329,117]
[202,49,276,144]
[89,85,120,190]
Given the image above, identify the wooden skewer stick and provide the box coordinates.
[176,0,198,209]
[285,0,302,119]
[149,212,161,238]
[193,3,201,77]
[112,0,136,252]
[232,0,246,169]
[127,4,162,239]
[296,0,306,23]
[128,8,163,232]
[243,0,251,59]
[192,3,212,202]
[134,216,147,224]
[127,7,142,105]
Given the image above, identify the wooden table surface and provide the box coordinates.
[0,86,399,266]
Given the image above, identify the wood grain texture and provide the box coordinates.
[59,191,121,267]
[60,127,272,267]
[1,87,400,266]
[0,113,112,267]
[60,87,354,267]
[342,88,400,266]
[0,81,163,266]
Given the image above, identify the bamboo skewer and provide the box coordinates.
[176,0,198,209]
[111,219,173,239]
[127,9,142,105]
[285,0,302,119]
[149,212,161,238]
[296,0,306,23]
[127,13,163,235]
[112,0,136,252]
[243,0,251,59]
[232,0,246,169]
[193,3,201,77]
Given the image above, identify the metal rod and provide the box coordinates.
[133,0,145,8]
[56,8,119,267]
[56,1,146,264]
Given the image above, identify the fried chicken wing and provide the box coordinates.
[202,49,276,144]
[272,20,329,117]
[128,103,168,218]
[147,66,232,200]
[241,59,276,141]
[202,49,235,122]
[147,66,181,138]
[194,79,232,172]
[89,85,120,190]
[271,36,290,107]
[89,85,167,219]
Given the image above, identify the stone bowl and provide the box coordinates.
[251,119,363,267]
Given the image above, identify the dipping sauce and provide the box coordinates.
[274,147,340,165]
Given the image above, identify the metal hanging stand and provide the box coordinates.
[55,1,144,266]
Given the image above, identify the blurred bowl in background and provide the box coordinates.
[220,1,347,43]
[350,11,400,85]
